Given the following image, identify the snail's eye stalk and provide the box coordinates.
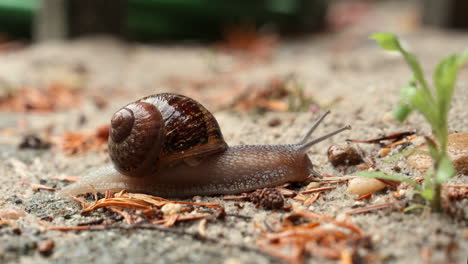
[298,110,331,145]
[298,125,351,153]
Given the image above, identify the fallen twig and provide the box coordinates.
[443,184,468,188]
[223,194,248,201]
[376,178,401,189]
[32,184,58,192]
[276,187,297,197]
[108,207,133,225]
[300,186,336,195]
[315,176,356,181]
[257,210,369,263]
[346,201,401,215]
[304,192,321,206]
[347,131,415,144]
[75,191,220,213]
[51,175,81,182]
[354,193,372,201]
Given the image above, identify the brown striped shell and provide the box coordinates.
[108,93,227,177]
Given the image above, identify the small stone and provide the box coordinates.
[352,201,366,208]
[393,165,401,173]
[306,182,321,190]
[268,118,281,127]
[161,203,182,215]
[11,227,21,235]
[379,148,391,157]
[37,239,55,257]
[291,202,306,212]
[393,189,406,199]
[382,111,396,122]
[223,258,243,264]
[335,213,348,222]
[214,207,226,220]
[372,196,387,205]
[18,134,51,150]
[192,196,202,202]
[0,208,26,220]
[327,144,363,167]
[407,133,468,174]
[347,177,387,195]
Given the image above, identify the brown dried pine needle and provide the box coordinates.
[300,186,336,195]
[76,191,220,213]
[256,210,370,263]
[346,201,401,215]
[32,184,58,192]
[51,191,221,230]
[61,125,109,156]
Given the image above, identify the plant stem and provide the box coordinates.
[430,181,442,211]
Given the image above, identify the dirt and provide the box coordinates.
[0,1,467,263]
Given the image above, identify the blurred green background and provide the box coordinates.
[0,0,327,41]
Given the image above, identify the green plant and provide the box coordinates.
[359,33,468,212]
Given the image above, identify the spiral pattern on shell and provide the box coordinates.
[108,93,227,177]
[109,102,164,177]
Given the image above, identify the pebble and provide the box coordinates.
[37,239,55,257]
[305,182,321,190]
[0,208,26,220]
[161,203,182,215]
[407,133,468,174]
[379,148,391,157]
[347,177,387,195]
[352,201,367,208]
[382,111,396,122]
[335,213,348,222]
[327,144,363,167]
[291,202,306,212]
[224,258,243,264]
[393,189,406,199]
[192,196,202,202]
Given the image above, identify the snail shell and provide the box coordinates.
[108,93,227,177]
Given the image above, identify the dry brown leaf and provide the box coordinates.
[0,83,81,112]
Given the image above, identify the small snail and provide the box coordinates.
[57,93,350,198]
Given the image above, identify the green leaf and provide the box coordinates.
[423,167,433,195]
[435,155,455,183]
[370,33,401,51]
[406,87,438,127]
[400,80,417,101]
[424,136,439,160]
[434,56,458,126]
[434,49,468,119]
[393,103,413,122]
[459,48,468,64]
[383,148,428,163]
[419,188,433,200]
[356,171,422,192]
[370,32,435,110]
[403,204,427,213]
[398,80,437,125]
[402,53,432,96]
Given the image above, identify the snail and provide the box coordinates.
[57,93,350,198]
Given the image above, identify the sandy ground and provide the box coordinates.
[1,1,467,263]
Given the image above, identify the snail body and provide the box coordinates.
[57,93,350,198]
